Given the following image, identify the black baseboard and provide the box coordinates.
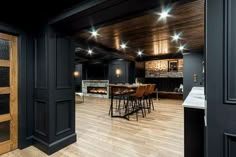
[33,133,77,155]
[18,136,33,149]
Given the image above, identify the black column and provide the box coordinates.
[34,26,76,155]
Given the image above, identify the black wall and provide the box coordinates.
[135,61,145,78]
[75,64,83,92]
[145,78,183,92]
[108,59,135,84]
[83,63,108,80]
[183,52,204,99]
[75,59,135,85]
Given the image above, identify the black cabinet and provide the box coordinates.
[184,108,205,157]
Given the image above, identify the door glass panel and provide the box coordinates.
[0,39,10,60]
[0,67,9,87]
[0,94,10,115]
[0,121,10,143]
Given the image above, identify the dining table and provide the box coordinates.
[109,83,144,120]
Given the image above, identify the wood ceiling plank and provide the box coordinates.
[75,0,204,58]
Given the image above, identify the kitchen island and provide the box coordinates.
[183,87,205,157]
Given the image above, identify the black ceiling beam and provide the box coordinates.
[74,55,89,62]
[74,38,135,61]
[74,44,116,63]
[75,51,112,61]
[49,0,109,24]
[136,52,183,62]
[136,48,204,61]
[51,0,194,35]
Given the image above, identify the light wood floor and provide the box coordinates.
[2,97,184,157]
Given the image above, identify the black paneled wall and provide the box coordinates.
[75,64,82,92]
[145,78,183,92]
[183,52,204,99]
[34,26,76,155]
[108,60,135,83]
[75,60,135,85]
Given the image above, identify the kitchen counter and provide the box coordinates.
[183,87,205,109]
[183,86,205,157]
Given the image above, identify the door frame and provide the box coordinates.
[0,33,18,155]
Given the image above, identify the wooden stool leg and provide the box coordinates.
[108,101,111,115]
[151,98,154,110]
[142,98,146,117]
[125,98,130,120]
[139,99,145,118]
[146,98,151,113]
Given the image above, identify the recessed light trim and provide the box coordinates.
[120,42,127,50]
[137,49,143,56]
[177,44,187,52]
[171,32,182,42]
[157,7,172,21]
[89,28,99,38]
[87,49,93,55]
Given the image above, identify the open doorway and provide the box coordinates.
[72,0,204,156]
[0,0,206,156]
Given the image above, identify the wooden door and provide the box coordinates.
[0,33,18,155]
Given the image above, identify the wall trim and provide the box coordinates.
[224,133,236,157]
[55,100,72,136]
[33,133,76,155]
[34,100,48,137]
[224,0,236,104]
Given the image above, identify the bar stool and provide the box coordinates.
[126,85,146,120]
[109,87,125,115]
[115,88,129,115]
[149,84,156,111]
[143,84,152,113]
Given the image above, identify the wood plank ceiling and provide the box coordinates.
[74,0,204,59]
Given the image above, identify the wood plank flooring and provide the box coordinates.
[2,97,184,157]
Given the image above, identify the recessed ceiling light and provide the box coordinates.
[177,44,187,52]
[89,28,99,38]
[88,49,93,55]
[120,42,127,50]
[157,7,172,21]
[137,49,143,56]
[171,32,182,42]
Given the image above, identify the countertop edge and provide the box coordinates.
[182,87,205,110]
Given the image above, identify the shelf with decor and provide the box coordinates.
[145,59,183,78]
[145,59,183,99]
